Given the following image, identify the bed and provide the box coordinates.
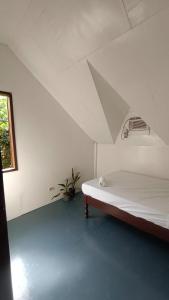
[82,171,169,242]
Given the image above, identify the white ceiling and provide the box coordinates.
[88,63,129,143]
[124,0,169,27]
[89,8,169,144]
[0,0,169,143]
[1,0,130,73]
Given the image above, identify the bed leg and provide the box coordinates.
[85,203,89,218]
[85,197,89,218]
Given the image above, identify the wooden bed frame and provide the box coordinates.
[84,195,169,243]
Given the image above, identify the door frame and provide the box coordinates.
[0,154,13,299]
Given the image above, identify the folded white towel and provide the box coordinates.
[99,176,107,187]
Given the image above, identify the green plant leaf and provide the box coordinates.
[73,173,80,184]
[58,183,66,187]
[52,193,60,199]
[72,168,75,180]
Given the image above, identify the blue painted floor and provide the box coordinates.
[8,193,169,300]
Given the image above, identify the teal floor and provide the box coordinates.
[8,193,169,300]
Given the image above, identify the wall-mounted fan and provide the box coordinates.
[121,116,150,140]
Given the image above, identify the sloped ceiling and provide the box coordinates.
[89,9,169,144]
[0,0,169,143]
[124,0,169,27]
[88,63,129,143]
[6,0,130,74]
[52,61,113,143]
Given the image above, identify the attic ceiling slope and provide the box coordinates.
[88,63,129,143]
[88,8,169,144]
[6,0,169,74]
[124,0,169,27]
[50,61,113,143]
[6,0,130,74]
[0,0,31,43]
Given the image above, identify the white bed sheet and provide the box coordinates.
[82,171,169,229]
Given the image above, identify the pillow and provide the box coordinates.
[98,176,108,187]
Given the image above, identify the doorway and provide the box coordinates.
[0,154,13,299]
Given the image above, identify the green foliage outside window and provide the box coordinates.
[0,96,11,169]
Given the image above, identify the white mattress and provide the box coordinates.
[82,171,169,229]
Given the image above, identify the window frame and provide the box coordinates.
[0,91,18,173]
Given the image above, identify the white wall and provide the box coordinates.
[0,45,94,220]
[97,144,169,180]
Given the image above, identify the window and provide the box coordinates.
[0,91,17,172]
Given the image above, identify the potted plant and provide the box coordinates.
[52,168,81,201]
